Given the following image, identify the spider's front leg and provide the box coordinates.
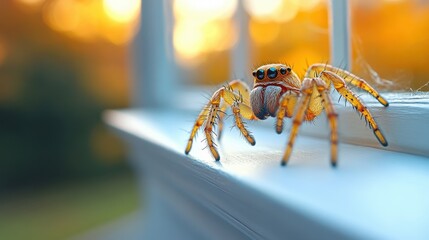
[306,64,389,107]
[185,80,256,161]
[281,78,338,166]
[319,71,388,146]
[275,93,298,134]
[216,80,253,140]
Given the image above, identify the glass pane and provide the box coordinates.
[173,0,329,86]
[173,0,237,85]
[351,0,429,91]
[246,0,329,79]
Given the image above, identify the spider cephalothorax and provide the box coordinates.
[185,63,389,166]
[250,64,300,120]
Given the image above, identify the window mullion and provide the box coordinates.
[133,0,176,108]
[329,0,351,70]
[231,0,250,84]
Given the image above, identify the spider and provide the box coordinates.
[185,63,389,166]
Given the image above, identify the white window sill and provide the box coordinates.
[176,89,429,157]
[105,104,429,239]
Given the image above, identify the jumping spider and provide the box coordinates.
[185,63,389,166]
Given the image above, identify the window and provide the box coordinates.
[132,0,428,156]
[106,0,429,239]
[350,0,429,91]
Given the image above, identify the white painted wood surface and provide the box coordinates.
[176,90,429,158]
[301,92,429,157]
[105,108,429,240]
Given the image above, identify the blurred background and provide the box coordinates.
[0,0,428,239]
[0,0,140,239]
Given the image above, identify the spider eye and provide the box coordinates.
[267,67,278,79]
[287,67,292,72]
[252,71,257,77]
[256,69,265,80]
[280,67,287,75]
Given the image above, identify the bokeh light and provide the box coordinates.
[173,0,238,62]
[43,0,83,33]
[300,0,323,11]
[173,0,329,84]
[174,0,238,22]
[31,0,141,45]
[16,0,45,6]
[249,21,281,46]
[243,0,283,21]
[103,0,141,24]
[244,0,323,22]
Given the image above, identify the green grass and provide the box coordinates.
[0,174,140,240]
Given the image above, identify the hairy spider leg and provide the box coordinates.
[281,78,337,165]
[216,103,228,140]
[306,64,389,107]
[185,103,210,155]
[185,80,256,160]
[216,80,253,140]
[205,102,221,160]
[275,93,298,134]
[320,71,388,146]
[320,90,338,166]
[232,101,255,145]
[281,78,320,166]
